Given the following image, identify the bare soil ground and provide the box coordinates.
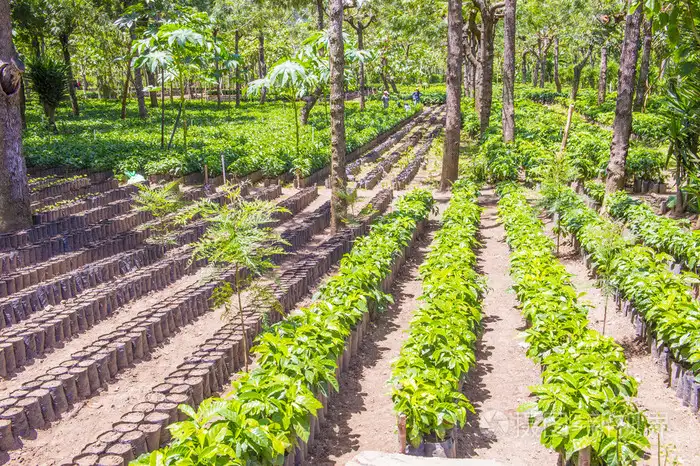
[454,189,558,466]
[541,215,700,466]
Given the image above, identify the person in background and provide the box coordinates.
[412,88,421,104]
[382,90,390,109]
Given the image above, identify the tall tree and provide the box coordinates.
[502,0,516,142]
[634,17,652,110]
[597,43,608,104]
[605,1,642,194]
[328,0,346,233]
[257,31,267,103]
[552,36,561,93]
[51,0,83,116]
[0,0,31,232]
[345,3,375,111]
[441,0,463,190]
[472,0,503,137]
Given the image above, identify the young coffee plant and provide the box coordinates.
[133,180,186,244]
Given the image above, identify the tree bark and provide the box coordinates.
[213,29,222,106]
[476,7,496,137]
[147,70,158,108]
[597,44,608,105]
[357,26,366,110]
[605,1,642,194]
[634,18,652,111]
[120,66,131,120]
[130,29,147,119]
[235,31,241,107]
[316,0,324,30]
[258,32,267,104]
[441,0,463,190]
[59,33,79,116]
[522,51,529,83]
[328,0,347,233]
[0,0,31,232]
[502,0,516,143]
[553,36,562,93]
[301,87,323,125]
[19,78,26,129]
[571,48,591,101]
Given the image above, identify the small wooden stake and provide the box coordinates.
[221,152,227,184]
[578,446,591,466]
[398,414,407,454]
[560,103,575,153]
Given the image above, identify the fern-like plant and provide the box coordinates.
[27,56,68,131]
[133,180,186,244]
[178,184,289,371]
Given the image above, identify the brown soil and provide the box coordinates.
[541,216,700,466]
[454,189,558,465]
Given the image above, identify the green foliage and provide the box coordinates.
[391,180,484,447]
[135,189,435,465]
[625,147,665,182]
[498,184,649,465]
[544,187,700,398]
[133,180,186,244]
[26,56,69,128]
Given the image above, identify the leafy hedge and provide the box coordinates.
[498,184,648,466]
[135,189,435,465]
[606,190,700,270]
[543,187,700,397]
[391,180,484,447]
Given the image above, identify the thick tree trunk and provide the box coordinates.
[441,0,463,190]
[258,32,267,104]
[357,26,366,111]
[0,1,31,232]
[130,29,147,119]
[553,37,562,93]
[147,70,158,108]
[605,2,642,194]
[59,34,79,116]
[328,0,347,233]
[316,0,324,30]
[634,18,652,111]
[502,0,516,143]
[235,31,241,107]
[19,78,26,129]
[477,15,495,137]
[597,44,608,105]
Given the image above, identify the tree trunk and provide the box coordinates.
[258,32,267,104]
[329,0,347,233]
[605,1,642,194]
[301,87,323,125]
[0,1,31,232]
[214,29,222,106]
[553,37,562,93]
[501,0,516,143]
[522,51,529,83]
[235,31,241,107]
[571,50,591,101]
[120,66,131,120]
[316,0,324,30]
[477,11,495,137]
[441,0,463,190]
[130,29,147,119]
[597,44,608,105]
[634,18,652,111]
[59,33,79,116]
[147,70,158,108]
[357,26,366,111]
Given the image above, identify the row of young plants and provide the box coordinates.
[24,99,418,179]
[390,179,484,450]
[542,186,700,388]
[135,189,435,465]
[498,183,649,466]
[583,182,700,271]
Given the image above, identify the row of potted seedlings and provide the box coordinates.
[542,186,700,414]
[498,184,649,466]
[133,189,435,465]
[391,179,484,458]
[69,189,395,465]
[0,189,331,451]
[391,124,443,191]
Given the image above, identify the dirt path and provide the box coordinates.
[306,192,449,465]
[542,217,700,466]
[455,189,558,465]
